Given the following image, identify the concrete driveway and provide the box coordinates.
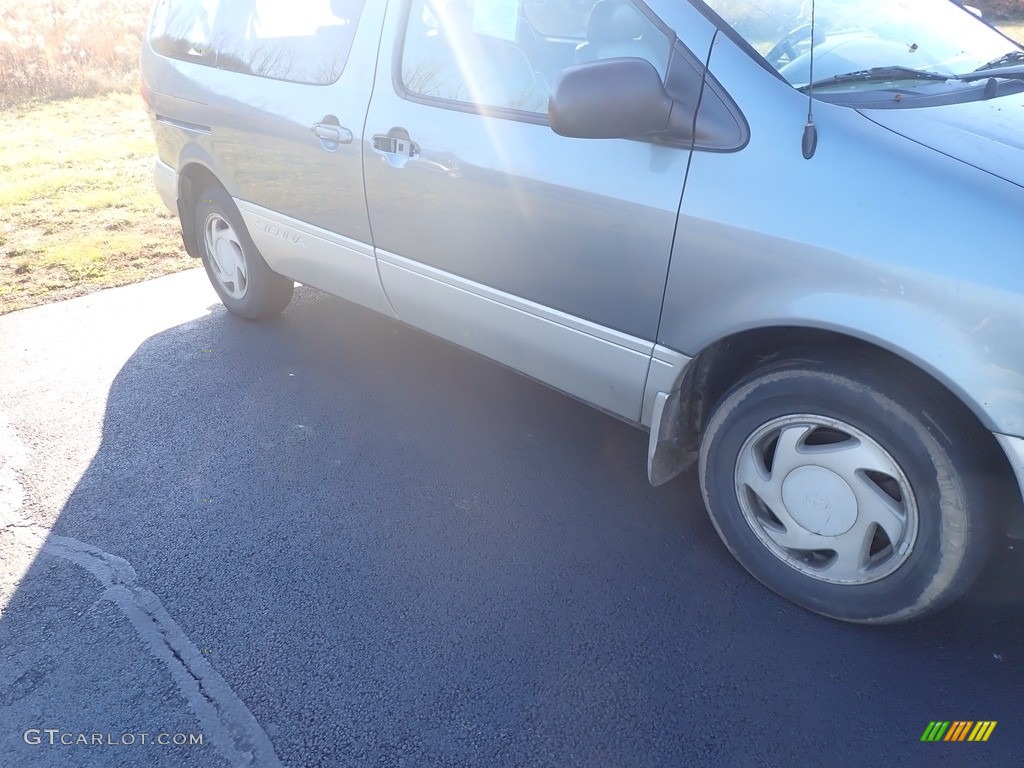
[1,269,1022,766]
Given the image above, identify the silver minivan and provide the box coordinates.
[142,0,1024,623]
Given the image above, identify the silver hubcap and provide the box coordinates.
[204,213,248,300]
[734,415,918,585]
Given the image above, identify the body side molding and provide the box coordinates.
[235,201,396,318]
[376,250,654,422]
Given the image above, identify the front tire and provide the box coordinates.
[698,353,998,623]
[194,186,293,320]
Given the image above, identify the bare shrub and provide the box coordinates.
[0,0,152,108]
[974,0,1024,20]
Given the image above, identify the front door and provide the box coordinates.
[363,0,720,420]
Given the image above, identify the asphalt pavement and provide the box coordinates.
[0,269,1022,767]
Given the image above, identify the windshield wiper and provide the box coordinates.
[797,66,953,92]
[958,63,1024,81]
[958,50,1024,81]
[973,50,1024,72]
[795,57,1024,93]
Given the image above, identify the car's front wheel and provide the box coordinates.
[698,353,998,623]
[194,186,293,320]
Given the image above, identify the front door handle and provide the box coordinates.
[372,135,413,156]
[312,122,353,145]
[372,133,419,167]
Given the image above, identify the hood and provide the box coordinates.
[858,90,1024,189]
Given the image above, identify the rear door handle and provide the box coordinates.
[312,123,353,144]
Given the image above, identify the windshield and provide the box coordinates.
[700,0,1023,90]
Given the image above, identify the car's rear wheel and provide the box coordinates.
[698,353,998,623]
[194,186,293,320]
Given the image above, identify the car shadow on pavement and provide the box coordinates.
[3,284,1023,767]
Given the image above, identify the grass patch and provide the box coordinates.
[0,92,193,315]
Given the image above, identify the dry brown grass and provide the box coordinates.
[0,0,152,108]
[0,92,193,315]
[999,22,1024,40]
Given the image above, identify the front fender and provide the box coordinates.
[659,31,1024,438]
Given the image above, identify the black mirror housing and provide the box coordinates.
[548,58,674,140]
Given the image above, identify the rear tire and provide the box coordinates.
[194,186,293,320]
[698,353,998,623]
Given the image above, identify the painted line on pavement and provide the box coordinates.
[0,412,282,767]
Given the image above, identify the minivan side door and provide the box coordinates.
[157,0,392,314]
[363,0,720,422]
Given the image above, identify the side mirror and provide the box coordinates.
[549,58,685,140]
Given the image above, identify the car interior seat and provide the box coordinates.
[574,0,669,75]
[432,0,549,111]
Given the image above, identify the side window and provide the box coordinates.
[521,0,593,37]
[149,0,221,64]
[525,0,671,77]
[149,0,365,86]
[401,0,671,116]
[220,0,364,84]
[402,0,551,113]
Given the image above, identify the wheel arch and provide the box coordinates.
[175,161,225,259]
[650,325,1024,535]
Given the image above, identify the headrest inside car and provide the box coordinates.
[587,0,647,43]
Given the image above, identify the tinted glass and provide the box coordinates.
[149,0,221,64]
[698,0,1021,90]
[402,0,551,112]
[523,0,596,37]
[149,0,365,85]
[401,0,669,114]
